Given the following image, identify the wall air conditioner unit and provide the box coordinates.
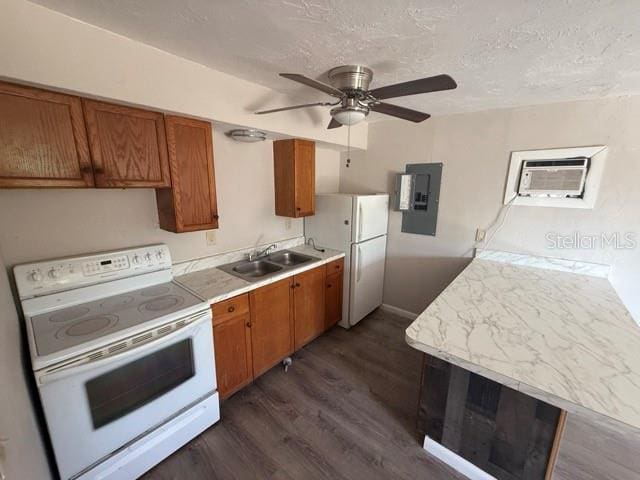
[518,157,588,198]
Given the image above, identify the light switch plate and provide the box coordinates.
[475,228,486,242]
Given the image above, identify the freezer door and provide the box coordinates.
[352,195,389,243]
[304,194,353,250]
[349,235,386,327]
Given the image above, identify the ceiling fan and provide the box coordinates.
[255,65,457,129]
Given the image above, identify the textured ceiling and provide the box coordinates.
[30,0,640,117]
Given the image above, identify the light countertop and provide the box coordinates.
[176,244,345,304]
[405,250,640,431]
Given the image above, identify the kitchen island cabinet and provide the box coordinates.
[406,249,639,479]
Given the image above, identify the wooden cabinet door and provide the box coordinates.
[0,81,93,187]
[156,115,218,232]
[273,138,315,218]
[325,270,343,330]
[293,139,315,217]
[293,266,326,350]
[212,312,253,400]
[83,99,170,187]
[249,278,294,377]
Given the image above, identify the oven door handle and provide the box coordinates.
[37,310,211,386]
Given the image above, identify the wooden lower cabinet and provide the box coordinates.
[212,310,253,400]
[212,262,344,399]
[325,270,343,329]
[249,278,294,377]
[293,266,326,350]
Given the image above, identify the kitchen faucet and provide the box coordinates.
[247,243,277,261]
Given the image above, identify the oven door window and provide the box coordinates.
[85,339,195,429]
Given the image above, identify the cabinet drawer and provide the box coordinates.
[326,258,344,275]
[212,294,249,326]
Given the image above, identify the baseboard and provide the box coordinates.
[380,303,419,320]
[423,436,496,480]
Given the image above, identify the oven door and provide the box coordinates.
[37,309,216,480]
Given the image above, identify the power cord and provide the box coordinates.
[483,195,517,250]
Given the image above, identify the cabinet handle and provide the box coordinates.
[80,166,93,174]
[327,283,332,288]
[295,282,301,288]
[335,265,340,269]
[246,322,251,328]
[228,306,235,313]
[212,214,219,219]
[94,167,105,174]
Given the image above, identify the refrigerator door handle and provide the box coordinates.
[357,246,362,282]
[358,204,363,242]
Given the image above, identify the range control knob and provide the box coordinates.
[48,268,61,279]
[145,253,153,262]
[132,255,141,265]
[29,271,43,282]
[156,250,165,260]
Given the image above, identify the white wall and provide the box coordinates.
[0,0,367,149]
[0,247,51,480]
[340,96,640,321]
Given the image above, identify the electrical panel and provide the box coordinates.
[393,163,442,236]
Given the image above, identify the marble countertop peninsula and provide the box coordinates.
[176,244,345,304]
[406,249,640,431]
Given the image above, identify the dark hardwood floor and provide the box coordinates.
[143,309,465,479]
[144,309,640,480]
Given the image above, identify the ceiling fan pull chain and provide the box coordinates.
[346,123,351,168]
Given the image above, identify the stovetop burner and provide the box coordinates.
[59,315,119,338]
[30,281,204,357]
[138,295,184,313]
[49,306,90,323]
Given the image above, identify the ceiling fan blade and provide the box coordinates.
[370,102,431,122]
[327,118,342,129]
[255,101,335,115]
[368,74,457,100]
[280,73,345,98]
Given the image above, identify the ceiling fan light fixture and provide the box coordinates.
[228,128,267,142]
[331,106,369,126]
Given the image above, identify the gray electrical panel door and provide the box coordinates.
[396,163,442,236]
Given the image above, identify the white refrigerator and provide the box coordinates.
[305,193,389,329]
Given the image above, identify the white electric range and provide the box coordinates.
[14,244,219,480]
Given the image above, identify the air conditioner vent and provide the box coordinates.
[518,157,588,198]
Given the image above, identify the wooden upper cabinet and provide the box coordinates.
[83,99,170,188]
[273,138,315,217]
[0,81,93,188]
[156,115,218,233]
[249,278,294,377]
[293,265,326,350]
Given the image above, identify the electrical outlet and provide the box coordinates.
[475,228,486,242]
[206,230,217,246]
[285,218,292,230]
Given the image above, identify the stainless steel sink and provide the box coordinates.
[232,260,283,277]
[218,250,319,283]
[267,251,315,266]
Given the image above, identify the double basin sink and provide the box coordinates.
[218,250,319,283]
